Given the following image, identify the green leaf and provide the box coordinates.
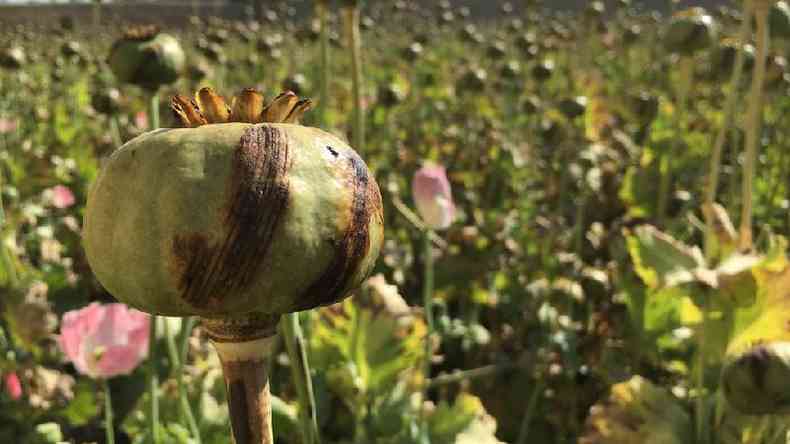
[579,376,691,444]
[626,225,705,289]
[310,279,425,402]
[57,380,99,426]
[429,393,489,444]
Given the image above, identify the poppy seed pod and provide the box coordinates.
[83,87,384,324]
[721,342,790,415]
[768,1,790,39]
[107,26,185,91]
[663,8,717,56]
[0,46,26,70]
[708,41,755,81]
[84,86,383,444]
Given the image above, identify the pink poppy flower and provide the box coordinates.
[412,164,455,230]
[58,303,150,379]
[0,117,18,134]
[134,111,148,131]
[50,185,76,209]
[3,372,22,400]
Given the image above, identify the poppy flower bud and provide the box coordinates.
[412,164,455,230]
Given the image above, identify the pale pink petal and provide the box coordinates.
[0,118,18,134]
[58,302,150,379]
[4,372,22,400]
[134,111,148,130]
[96,342,148,377]
[412,164,455,230]
[59,302,103,364]
[51,185,76,209]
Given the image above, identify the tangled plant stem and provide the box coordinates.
[164,320,201,444]
[658,55,693,225]
[103,379,115,444]
[317,0,330,127]
[281,313,321,444]
[704,8,752,258]
[148,91,161,444]
[345,3,365,150]
[739,1,770,251]
[420,229,435,440]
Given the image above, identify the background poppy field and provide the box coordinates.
[2,0,790,443]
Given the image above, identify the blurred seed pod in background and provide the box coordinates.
[186,58,212,83]
[90,87,123,116]
[707,40,755,81]
[764,55,789,90]
[721,342,790,415]
[521,95,543,115]
[621,24,642,46]
[456,67,487,93]
[108,25,185,91]
[532,59,555,82]
[282,74,308,95]
[558,96,588,120]
[400,42,423,62]
[663,8,717,56]
[378,82,407,108]
[487,41,507,60]
[768,1,790,39]
[500,60,522,80]
[0,46,26,70]
[627,91,659,125]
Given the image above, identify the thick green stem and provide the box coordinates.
[658,55,693,224]
[92,1,101,28]
[427,363,516,389]
[103,379,115,444]
[149,318,160,444]
[109,114,123,148]
[149,92,161,131]
[420,230,435,437]
[0,167,18,288]
[317,0,330,126]
[202,314,280,444]
[147,90,162,444]
[515,377,544,444]
[739,1,770,251]
[704,9,752,259]
[344,5,365,150]
[696,299,709,444]
[280,313,321,444]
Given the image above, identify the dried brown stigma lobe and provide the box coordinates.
[171,94,208,128]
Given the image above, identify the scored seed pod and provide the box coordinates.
[83,87,383,443]
[85,88,383,319]
[663,8,717,56]
[107,25,185,91]
[721,342,790,415]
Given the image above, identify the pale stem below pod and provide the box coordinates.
[211,333,279,444]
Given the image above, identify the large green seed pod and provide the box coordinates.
[663,8,717,56]
[108,26,185,90]
[84,122,383,320]
[84,89,383,322]
[721,342,790,415]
